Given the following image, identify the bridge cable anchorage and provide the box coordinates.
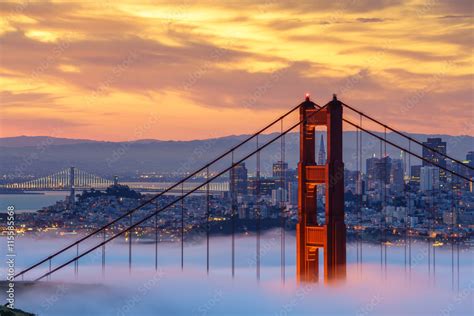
[29,102,329,282]
[341,102,473,171]
[14,102,307,279]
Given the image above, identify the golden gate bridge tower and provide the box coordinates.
[297,94,346,283]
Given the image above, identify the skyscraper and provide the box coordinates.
[273,161,288,194]
[376,156,392,185]
[273,161,288,180]
[230,162,248,197]
[366,155,392,194]
[317,135,326,198]
[366,155,379,190]
[467,151,474,164]
[467,151,474,178]
[287,181,298,206]
[422,138,447,182]
[317,135,326,165]
[410,165,421,183]
[390,158,404,195]
[420,166,440,192]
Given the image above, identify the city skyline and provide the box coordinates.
[1,1,473,141]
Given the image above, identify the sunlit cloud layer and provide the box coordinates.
[0,0,472,140]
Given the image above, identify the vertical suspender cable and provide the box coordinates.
[379,139,383,272]
[231,151,235,278]
[256,135,261,281]
[280,119,286,283]
[102,229,106,277]
[129,213,132,274]
[404,149,407,274]
[359,114,363,268]
[356,125,359,267]
[206,167,210,275]
[408,140,412,279]
[155,202,159,271]
[181,182,184,270]
[384,127,387,277]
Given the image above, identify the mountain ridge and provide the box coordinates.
[1,133,472,178]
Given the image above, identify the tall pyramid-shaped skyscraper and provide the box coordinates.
[317,135,326,165]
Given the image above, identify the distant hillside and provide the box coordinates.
[0,136,96,147]
[0,133,472,178]
[0,305,35,315]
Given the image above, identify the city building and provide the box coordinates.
[273,160,288,189]
[443,210,457,225]
[420,166,440,192]
[286,168,298,182]
[466,151,474,178]
[390,158,404,195]
[247,177,275,196]
[422,138,447,182]
[366,155,379,190]
[317,136,326,198]
[317,135,326,165]
[229,163,248,197]
[410,165,421,183]
[288,181,298,207]
[271,187,287,206]
[366,155,392,190]
[344,169,358,194]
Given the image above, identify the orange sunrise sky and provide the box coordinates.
[0,1,472,141]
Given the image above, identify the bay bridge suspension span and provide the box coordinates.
[0,167,229,192]
[12,95,473,285]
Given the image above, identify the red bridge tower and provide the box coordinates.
[297,94,346,282]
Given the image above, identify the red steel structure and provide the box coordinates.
[297,94,346,283]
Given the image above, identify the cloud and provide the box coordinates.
[0,0,472,139]
[438,15,472,19]
[356,17,385,23]
[0,91,61,108]
[0,115,87,136]
[339,46,456,62]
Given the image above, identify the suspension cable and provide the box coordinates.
[31,102,330,281]
[15,101,309,279]
[341,118,472,183]
[341,102,472,170]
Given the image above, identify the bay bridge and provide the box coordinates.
[0,167,229,192]
[12,95,473,285]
